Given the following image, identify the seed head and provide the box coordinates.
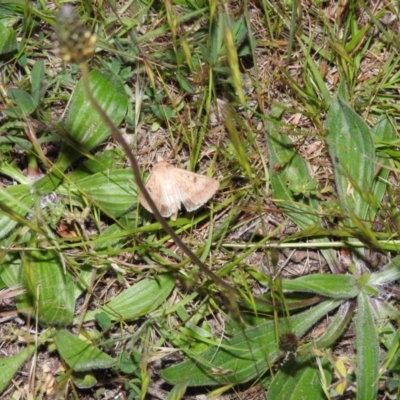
[56,4,97,63]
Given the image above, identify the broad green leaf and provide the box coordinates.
[72,372,97,389]
[54,330,115,371]
[371,116,397,218]
[282,274,359,298]
[266,121,320,227]
[0,346,35,393]
[326,96,375,222]
[0,21,17,54]
[19,250,75,326]
[268,354,331,400]
[58,169,137,218]
[266,109,340,273]
[84,274,175,321]
[7,88,38,116]
[0,184,37,239]
[64,70,128,151]
[31,60,46,104]
[34,69,128,193]
[161,299,342,386]
[355,292,379,400]
[305,301,355,350]
[66,149,123,181]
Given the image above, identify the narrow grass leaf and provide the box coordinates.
[355,292,379,400]
[165,383,187,400]
[161,299,342,386]
[83,274,175,322]
[54,330,115,371]
[326,96,375,222]
[20,250,75,326]
[0,345,35,393]
[223,17,245,105]
[282,274,359,299]
[297,39,330,105]
[268,354,331,400]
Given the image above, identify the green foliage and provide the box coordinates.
[1,0,400,399]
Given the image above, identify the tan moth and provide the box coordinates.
[138,160,219,220]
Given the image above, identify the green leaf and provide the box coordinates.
[326,96,375,222]
[161,299,342,386]
[355,292,379,400]
[33,69,128,194]
[369,254,400,285]
[71,371,97,389]
[19,250,75,326]
[84,274,175,321]
[54,330,115,371]
[266,108,340,272]
[268,354,331,400]
[95,312,112,332]
[0,184,37,240]
[371,116,397,218]
[0,21,17,54]
[282,274,359,299]
[59,169,137,218]
[64,70,128,151]
[165,383,187,400]
[306,301,355,350]
[31,60,46,104]
[7,88,38,116]
[0,346,35,393]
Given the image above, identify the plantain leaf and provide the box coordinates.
[355,292,379,400]
[266,108,340,272]
[64,69,128,151]
[83,274,175,322]
[282,274,359,298]
[19,250,75,326]
[0,21,17,54]
[326,96,375,222]
[7,88,38,116]
[58,169,137,218]
[0,346,35,393]
[161,299,342,386]
[34,69,128,193]
[369,254,400,285]
[54,330,115,371]
[0,184,37,240]
[268,354,331,400]
[371,116,397,218]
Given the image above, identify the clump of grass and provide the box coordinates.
[0,1,400,399]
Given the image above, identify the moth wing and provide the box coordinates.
[138,170,163,214]
[159,181,180,218]
[174,170,219,212]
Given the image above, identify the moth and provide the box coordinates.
[138,160,219,220]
